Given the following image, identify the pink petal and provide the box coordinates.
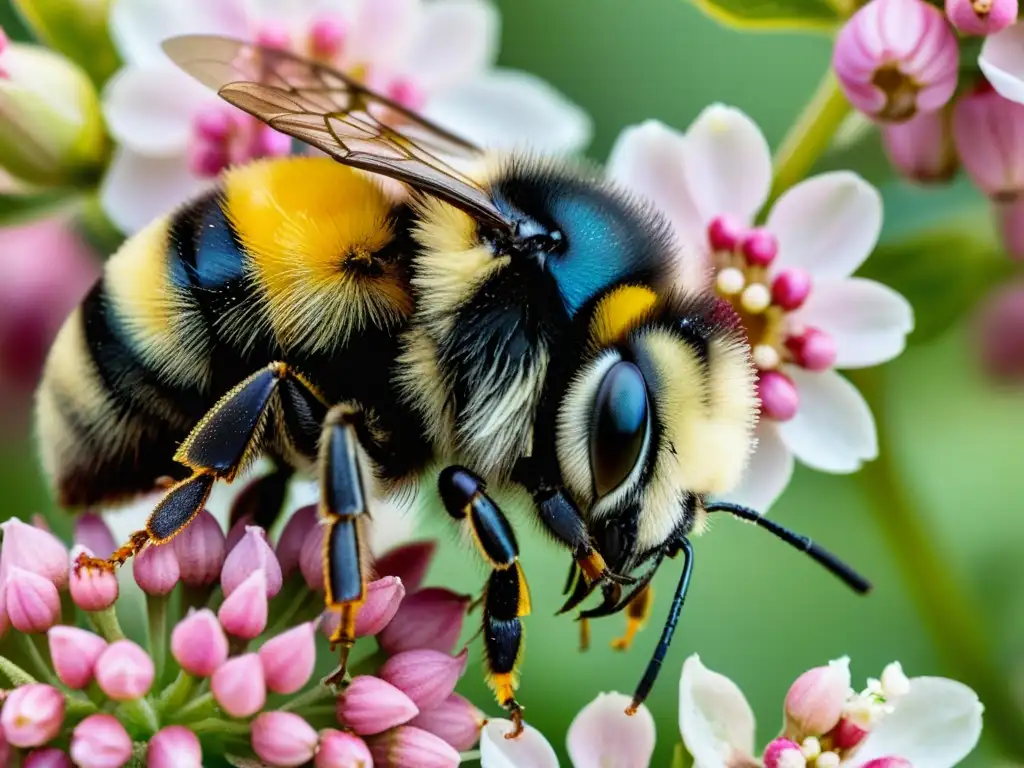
[980,22,1024,105]
[347,0,422,69]
[680,104,772,228]
[767,171,882,280]
[717,422,794,514]
[777,368,877,473]
[99,148,211,234]
[566,692,655,768]
[399,0,499,90]
[678,655,756,767]
[479,719,558,768]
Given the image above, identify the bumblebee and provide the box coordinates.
[35,35,870,731]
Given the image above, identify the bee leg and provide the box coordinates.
[439,466,530,738]
[610,584,654,652]
[75,363,291,573]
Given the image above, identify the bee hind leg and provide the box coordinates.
[439,466,530,738]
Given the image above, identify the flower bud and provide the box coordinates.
[70,714,132,768]
[251,712,319,767]
[225,513,254,554]
[784,658,850,738]
[316,729,374,768]
[211,653,266,718]
[881,106,958,185]
[0,43,105,186]
[217,568,269,638]
[763,739,806,768]
[171,608,229,677]
[788,328,838,372]
[47,625,106,689]
[24,747,72,768]
[259,621,316,694]
[73,513,116,560]
[880,661,911,698]
[409,693,484,751]
[954,83,1024,200]
[378,587,470,655]
[1,517,69,588]
[299,522,326,591]
[9,0,120,85]
[221,526,282,598]
[861,759,912,768]
[771,269,812,312]
[741,228,778,266]
[758,370,799,422]
[133,542,179,596]
[817,753,841,768]
[1,684,64,747]
[946,0,1018,35]
[276,505,318,577]
[147,726,202,768]
[6,566,60,632]
[379,649,468,711]
[337,675,420,735]
[69,546,119,611]
[707,215,746,253]
[352,576,406,637]
[975,281,1024,381]
[369,725,460,768]
[172,509,226,587]
[831,718,868,749]
[998,198,1024,261]
[94,639,154,701]
[374,540,437,592]
[833,0,958,122]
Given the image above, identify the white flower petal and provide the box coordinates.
[793,278,914,369]
[681,105,772,227]
[400,0,499,91]
[980,22,1024,105]
[607,121,708,265]
[347,0,422,68]
[847,677,983,768]
[103,66,212,156]
[566,692,655,768]
[767,171,882,280]
[110,0,248,67]
[716,422,793,513]
[423,70,592,154]
[777,368,877,473]
[679,655,756,768]
[480,719,560,768]
[100,148,212,235]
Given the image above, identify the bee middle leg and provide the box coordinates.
[439,466,530,739]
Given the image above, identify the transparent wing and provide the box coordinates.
[162,34,510,230]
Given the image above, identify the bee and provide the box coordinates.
[35,34,870,732]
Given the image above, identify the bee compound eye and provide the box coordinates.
[589,360,648,499]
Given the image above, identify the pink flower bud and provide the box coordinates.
[757,370,800,422]
[251,712,318,767]
[785,658,850,738]
[976,281,1024,381]
[73,514,116,560]
[147,726,202,768]
[378,587,469,655]
[763,738,805,768]
[1,518,69,589]
[299,523,326,592]
[1,684,64,747]
[409,693,484,751]
[946,0,1018,35]
[706,214,746,253]
[224,513,254,554]
[47,626,107,689]
[954,83,1024,200]
[771,269,812,311]
[353,576,406,637]
[94,639,154,701]
[217,568,269,638]
[69,546,119,611]
[211,653,266,718]
[337,675,420,735]
[369,725,460,768]
[193,105,233,142]
[374,540,436,592]
[379,649,468,711]
[254,126,292,158]
[70,714,132,768]
[386,79,425,113]
[998,198,1024,261]
[741,228,778,266]
[172,509,225,587]
[6,566,60,632]
[133,543,179,596]
[831,717,869,749]
[24,748,72,768]
[259,621,316,694]
[789,328,838,371]
[833,0,958,122]
[171,608,229,677]
[309,16,347,58]
[276,505,317,578]
[861,761,912,768]
[255,23,291,50]
[221,526,282,598]
[315,729,374,768]
[881,107,958,185]
[188,142,228,178]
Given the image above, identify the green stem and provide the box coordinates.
[188,717,253,736]
[768,69,851,206]
[265,585,316,638]
[280,683,335,713]
[852,369,1024,762]
[146,593,169,685]
[89,606,126,642]
[173,692,216,723]
[20,633,62,689]
[158,669,195,713]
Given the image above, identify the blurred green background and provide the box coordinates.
[2,0,1022,765]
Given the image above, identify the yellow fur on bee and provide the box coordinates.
[225,157,412,354]
[589,285,658,348]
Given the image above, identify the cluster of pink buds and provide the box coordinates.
[0,486,483,766]
[706,215,830,422]
[188,103,292,179]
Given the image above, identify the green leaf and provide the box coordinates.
[687,0,846,32]
[0,189,80,227]
[0,655,37,686]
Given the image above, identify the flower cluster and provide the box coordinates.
[0,508,482,766]
[607,105,914,511]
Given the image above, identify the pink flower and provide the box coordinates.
[47,626,107,689]
[171,608,229,676]
[221,526,282,598]
[299,523,326,592]
[337,675,420,735]
[251,712,318,767]
[316,729,374,768]
[24,748,73,768]
[276,505,317,577]
[171,508,225,586]
[946,0,1018,36]
[369,725,460,768]
[218,568,269,638]
[479,720,558,768]
[784,658,851,739]
[975,281,1024,381]
[379,649,468,711]
[953,82,1024,201]
[73,514,116,561]
[564,692,655,768]
[69,546,119,612]
[147,726,202,768]
[6,566,61,633]
[979,22,1024,104]
[833,0,958,122]
[608,109,912,511]
[258,621,317,694]
[0,684,64,747]
[353,576,406,637]
[94,639,155,701]
[69,714,132,768]
[374,540,437,592]
[133,542,180,595]
[378,587,469,654]
[763,738,804,768]
[880,107,958,185]
[211,653,267,717]
[0,518,69,589]
[410,693,484,751]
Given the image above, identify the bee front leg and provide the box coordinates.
[438,466,530,738]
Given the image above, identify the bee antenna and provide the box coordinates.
[704,501,872,594]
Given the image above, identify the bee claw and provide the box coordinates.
[503,702,525,739]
